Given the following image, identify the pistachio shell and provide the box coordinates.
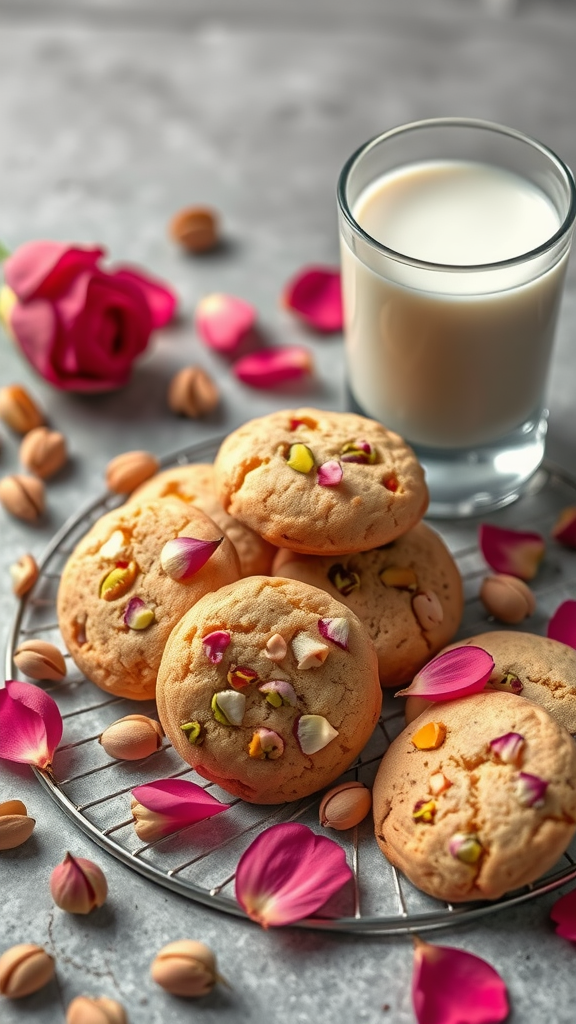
[19,426,67,479]
[319,782,372,830]
[480,574,536,624]
[412,589,444,630]
[10,553,39,597]
[151,940,219,997]
[105,451,159,494]
[0,805,36,850]
[99,715,163,761]
[0,385,44,434]
[66,994,128,1024]
[0,943,55,998]
[13,639,67,681]
[0,474,45,521]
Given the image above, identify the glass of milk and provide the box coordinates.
[338,118,576,517]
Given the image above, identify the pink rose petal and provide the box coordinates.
[202,630,231,664]
[195,293,256,354]
[551,508,576,549]
[233,346,313,389]
[551,887,576,941]
[396,646,495,700]
[479,523,545,581]
[131,778,229,837]
[282,266,343,333]
[0,679,63,770]
[547,600,576,650]
[318,616,349,650]
[235,822,352,928]
[412,938,509,1024]
[113,266,177,328]
[160,536,223,580]
[317,460,343,487]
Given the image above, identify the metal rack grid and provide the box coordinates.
[5,440,576,934]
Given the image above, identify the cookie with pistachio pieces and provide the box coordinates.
[212,408,428,555]
[156,575,381,803]
[374,690,576,902]
[57,498,240,700]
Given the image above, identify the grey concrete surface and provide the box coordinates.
[1,2,576,1022]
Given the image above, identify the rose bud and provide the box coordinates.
[0,799,35,850]
[99,714,163,761]
[319,782,372,831]
[50,852,108,914]
[151,940,222,997]
[0,943,55,998]
[480,574,536,624]
[66,994,128,1024]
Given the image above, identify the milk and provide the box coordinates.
[341,160,567,449]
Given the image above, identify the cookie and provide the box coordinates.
[373,690,576,902]
[156,575,381,804]
[405,631,576,733]
[130,463,276,578]
[273,522,463,687]
[57,498,240,700]
[213,407,429,554]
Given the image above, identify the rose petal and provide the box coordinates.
[131,778,229,828]
[516,771,548,808]
[317,460,343,487]
[202,630,231,664]
[235,822,352,928]
[4,241,104,301]
[479,523,545,581]
[113,266,177,328]
[318,617,349,650]
[412,938,509,1024]
[282,266,343,333]
[396,646,495,700]
[551,508,576,549]
[551,887,576,941]
[160,536,223,580]
[233,346,313,389]
[0,679,63,769]
[547,600,576,650]
[195,293,256,354]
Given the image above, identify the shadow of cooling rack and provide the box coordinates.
[5,440,576,934]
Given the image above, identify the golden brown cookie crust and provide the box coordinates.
[373,691,576,902]
[405,631,576,733]
[273,522,463,687]
[57,498,240,700]
[156,576,382,804]
[213,408,429,554]
[130,463,276,577]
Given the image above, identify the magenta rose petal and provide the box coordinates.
[235,822,352,928]
[317,460,343,487]
[412,938,509,1024]
[4,241,104,301]
[479,523,545,581]
[547,600,576,649]
[551,887,576,941]
[551,508,576,549]
[113,266,177,328]
[131,779,230,837]
[0,679,63,770]
[233,346,313,389]
[282,266,343,333]
[396,646,495,700]
[202,630,232,664]
[195,293,256,354]
[160,536,223,580]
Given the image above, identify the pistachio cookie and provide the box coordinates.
[405,631,576,733]
[130,463,276,577]
[57,499,240,700]
[373,691,576,902]
[273,522,463,687]
[213,408,429,554]
[156,576,381,803]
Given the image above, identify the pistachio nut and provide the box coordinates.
[0,799,35,850]
[99,715,163,761]
[480,574,536,624]
[9,553,39,597]
[20,426,67,479]
[412,590,444,630]
[151,940,221,997]
[0,384,44,434]
[13,639,67,682]
[0,943,55,998]
[0,474,45,522]
[168,205,219,253]
[167,365,220,418]
[105,451,159,495]
[66,994,128,1024]
[319,781,372,831]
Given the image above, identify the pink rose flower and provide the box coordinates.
[1,241,177,391]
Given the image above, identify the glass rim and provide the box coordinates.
[337,117,576,273]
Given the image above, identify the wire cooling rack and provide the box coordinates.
[5,440,576,934]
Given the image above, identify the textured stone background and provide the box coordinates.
[1,1,576,1021]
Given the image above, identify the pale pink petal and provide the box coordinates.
[132,779,229,825]
[396,646,495,700]
[516,771,548,808]
[233,346,313,389]
[235,822,352,928]
[195,293,256,353]
[479,523,545,581]
[317,460,343,487]
[547,600,576,649]
[0,679,63,769]
[552,508,576,549]
[160,536,223,580]
[413,938,509,1024]
[113,266,177,328]
[282,266,343,333]
[318,617,349,649]
[551,887,576,941]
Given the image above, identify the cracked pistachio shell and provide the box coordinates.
[105,451,159,494]
[99,715,163,761]
[319,782,372,831]
[151,940,219,997]
[66,994,128,1024]
[10,553,39,597]
[0,944,55,998]
[13,639,67,682]
[480,574,536,624]
[0,474,45,521]
[20,426,67,479]
[0,385,44,434]
[0,800,35,850]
